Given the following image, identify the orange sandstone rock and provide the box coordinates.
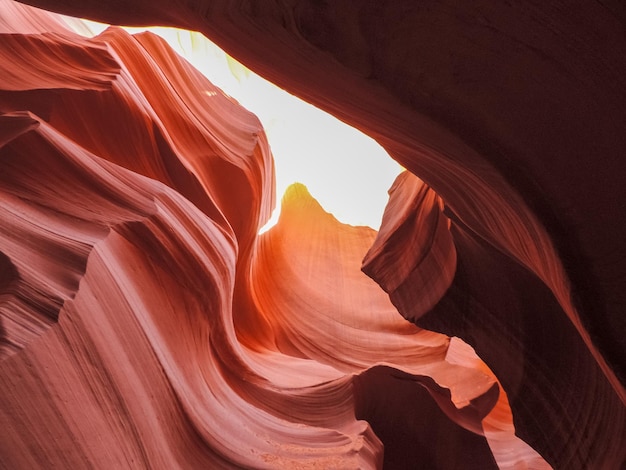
[3,0,626,468]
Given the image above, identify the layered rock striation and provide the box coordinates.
[2,0,626,468]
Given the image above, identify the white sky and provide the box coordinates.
[69,21,402,232]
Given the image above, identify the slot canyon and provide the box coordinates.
[1,1,625,468]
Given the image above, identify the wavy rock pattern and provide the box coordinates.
[362,171,456,323]
[2,0,625,468]
[0,2,549,469]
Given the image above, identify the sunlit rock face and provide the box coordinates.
[1,0,625,469]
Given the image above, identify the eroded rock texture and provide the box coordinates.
[2,0,625,468]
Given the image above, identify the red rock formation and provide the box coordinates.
[0,2,539,468]
[2,0,626,468]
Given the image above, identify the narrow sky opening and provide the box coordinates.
[69,20,402,233]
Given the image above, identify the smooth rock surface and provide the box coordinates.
[3,0,626,467]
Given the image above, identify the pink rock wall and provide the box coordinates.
[2,0,626,468]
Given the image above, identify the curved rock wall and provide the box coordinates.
[3,0,626,468]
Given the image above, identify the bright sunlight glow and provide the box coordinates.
[67,20,402,233]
